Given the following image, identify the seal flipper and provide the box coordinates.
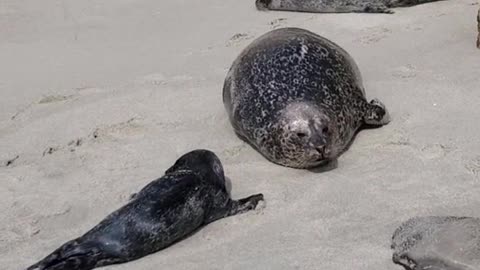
[205,194,264,224]
[227,194,264,216]
[363,98,391,126]
[26,240,122,270]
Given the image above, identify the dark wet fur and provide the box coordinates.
[255,0,447,14]
[26,150,264,270]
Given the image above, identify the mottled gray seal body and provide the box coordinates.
[26,150,264,270]
[392,216,480,270]
[223,28,389,169]
[256,0,446,14]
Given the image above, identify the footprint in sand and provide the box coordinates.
[134,73,194,86]
[222,144,247,158]
[419,143,454,160]
[465,156,480,177]
[11,93,78,120]
[269,18,287,29]
[226,33,253,47]
[356,27,391,44]
[38,95,74,104]
[392,64,417,79]
[91,117,145,141]
[42,140,83,157]
[41,118,143,158]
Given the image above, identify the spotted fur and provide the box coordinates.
[26,150,264,270]
[256,0,447,14]
[223,28,389,168]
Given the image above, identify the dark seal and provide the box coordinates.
[256,0,447,14]
[223,27,390,169]
[26,150,264,270]
[392,216,480,270]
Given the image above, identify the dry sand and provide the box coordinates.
[1,0,479,269]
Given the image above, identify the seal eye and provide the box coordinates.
[322,127,329,134]
[296,132,307,138]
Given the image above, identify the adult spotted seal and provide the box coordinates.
[392,216,480,270]
[256,0,446,14]
[223,27,390,169]
[26,150,264,270]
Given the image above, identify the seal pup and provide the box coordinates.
[26,150,264,270]
[223,27,389,169]
[256,0,447,14]
[391,216,480,270]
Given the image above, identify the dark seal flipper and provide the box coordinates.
[363,99,391,126]
[228,194,264,216]
[26,240,118,270]
[205,194,264,224]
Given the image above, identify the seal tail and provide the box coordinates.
[26,240,107,270]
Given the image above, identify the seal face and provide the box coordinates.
[223,27,390,169]
[255,0,447,14]
[26,150,264,270]
[392,216,480,270]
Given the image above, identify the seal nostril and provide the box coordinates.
[322,127,329,133]
[296,132,307,138]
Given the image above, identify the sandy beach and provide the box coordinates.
[1,0,480,269]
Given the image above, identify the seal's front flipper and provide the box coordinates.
[255,0,393,14]
[364,98,391,126]
[26,240,117,270]
[205,194,264,224]
[228,194,264,216]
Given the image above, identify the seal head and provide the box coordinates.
[270,102,339,168]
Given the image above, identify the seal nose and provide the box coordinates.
[315,145,325,154]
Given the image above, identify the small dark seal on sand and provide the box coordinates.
[26,149,264,270]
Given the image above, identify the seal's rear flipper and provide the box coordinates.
[364,98,391,126]
[26,240,113,270]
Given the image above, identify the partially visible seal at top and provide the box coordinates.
[256,0,447,14]
[26,149,264,270]
[477,8,479,48]
[392,216,480,270]
[223,27,390,169]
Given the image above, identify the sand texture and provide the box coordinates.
[1,0,480,269]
